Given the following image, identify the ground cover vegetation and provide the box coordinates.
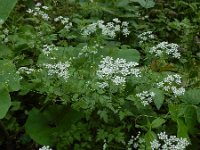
[0,0,200,149]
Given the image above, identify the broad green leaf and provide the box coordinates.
[0,60,21,92]
[181,89,200,105]
[0,88,11,119]
[151,117,166,129]
[0,44,13,59]
[151,88,164,110]
[113,48,140,62]
[116,0,129,7]
[0,0,18,21]
[183,105,197,134]
[177,119,189,139]
[25,105,83,146]
[132,0,155,9]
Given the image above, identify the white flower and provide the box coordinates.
[151,140,161,150]
[151,132,189,150]
[157,74,185,97]
[150,42,181,59]
[136,91,155,106]
[112,76,126,85]
[17,67,35,75]
[27,3,49,21]
[43,61,70,80]
[97,56,140,86]
[97,82,109,89]
[42,44,58,56]
[138,31,155,44]
[82,19,130,38]
[39,145,52,150]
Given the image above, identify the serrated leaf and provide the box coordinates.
[151,88,164,110]
[151,117,166,129]
[0,0,18,21]
[181,89,200,105]
[0,88,11,119]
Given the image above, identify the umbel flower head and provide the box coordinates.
[97,56,141,86]
[39,145,52,150]
[150,42,181,59]
[151,132,190,150]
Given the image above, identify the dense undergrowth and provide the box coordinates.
[0,0,200,149]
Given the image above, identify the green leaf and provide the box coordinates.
[25,105,83,146]
[196,107,200,123]
[97,109,108,123]
[0,44,13,59]
[181,89,200,105]
[177,119,189,139]
[0,88,11,119]
[145,130,156,150]
[113,48,140,62]
[183,105,197,133]
[116,0,129,7]
[0,60,21,92]
[132,0,155,9]
[151,88,164,110]
[0,0,18,21]
[151,117,166,129]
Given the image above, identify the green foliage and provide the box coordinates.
[0,88,11,119]
[0,0,200,149]
[0,0,18,20]
[25,105,83,146]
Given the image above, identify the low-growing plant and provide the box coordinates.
[0,0,200,150]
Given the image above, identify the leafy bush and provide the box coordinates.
[0,0,200,149]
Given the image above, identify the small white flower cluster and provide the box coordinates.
[39,145,52,150]
[27,2,49,21]
[0,19,4,28]
[78,45,98,57]
[82,18,130,38]
[151,132,190,150]
[97,56,141,86]
[127,132,145,150]
[43,61,70,80]
[42,44,58,56]
[136,91,155,106]
[149,42,181,59]
[17,67,35,75]
[138,31,155,44]
[0,28,9,43]
[97,82,109,89]
[157,74,185,97]
[54,16,72,30]
[103,139,107,150]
